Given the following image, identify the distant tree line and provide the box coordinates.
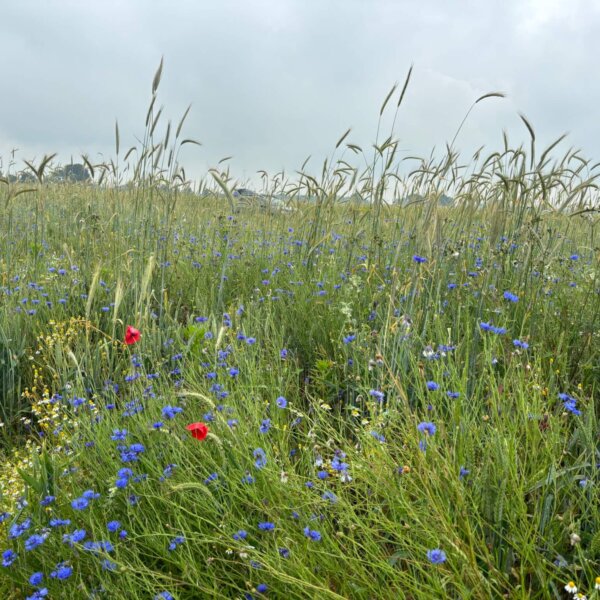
[1,162,91,184]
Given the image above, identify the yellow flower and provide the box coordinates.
[595,576,600,590]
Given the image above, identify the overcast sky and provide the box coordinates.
[1,0,598,186]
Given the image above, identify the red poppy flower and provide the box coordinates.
[124,325,141,345]
[186,422,209,441]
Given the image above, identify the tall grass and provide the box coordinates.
[0,66,598,599]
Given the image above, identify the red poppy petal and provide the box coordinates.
[186,422,208,441]
[124,326,141,345]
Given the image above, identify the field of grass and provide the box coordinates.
[0,78,599,599]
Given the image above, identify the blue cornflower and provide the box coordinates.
[111,429,128,441]
[317,470,329,480]
[342,334,356,344]
[426,548,447,564]
[83,540,114,554]
[479,321,493,332]
[259,419,271,434]
[8,517,31,539]
[155,593,175,600]
[503,291,519,303]
[565,402,581,415]
[331,456,349,472]
[412,255,427,263]
[303,526,321,541]
[513,339,529,349]
[25,534,47,551]
[276,396,287,408]
[107,521,121,533]
[63,529,87,546]
[257,522,275,531]
[426,381,439,391]
[560,393,582,416]
[417,422,436,436]
[280,348,288,359]
[40,495,55,507]
[242,474,255,484]
[102,559,117,571]
[369,389,385,402]
[26,590,48,600]
[161,405,183,420]
[246,337,256,345]
[459,467,470,479]
[29,572,44,586]
[446,391,460,399]
[492,326,507,335]
[279,547,290,558]
[254,448,267,469]
[2,549,17,566]
[71,497,89,511]
[49,518,71,528]
[233,530,248,541]
[168,536,185,551]
[370,431,386,443]
[50,563,73,580]
[322,491,338,503]
[256,584,268,594]
[82,489,100,500]
[204,473,218,485]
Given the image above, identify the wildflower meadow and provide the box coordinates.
[0,69,599,599]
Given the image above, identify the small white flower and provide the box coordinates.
[570,532,581,546]
[422,346,435,359]
[564,581,577,594]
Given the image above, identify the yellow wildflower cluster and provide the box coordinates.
[0,439,38,512]
[37,317,93,357]
[22,369,74,448]
[0,319,96,520]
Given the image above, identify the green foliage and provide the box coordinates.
[0,74,599,599]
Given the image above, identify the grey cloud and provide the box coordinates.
[1,0,598,184]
